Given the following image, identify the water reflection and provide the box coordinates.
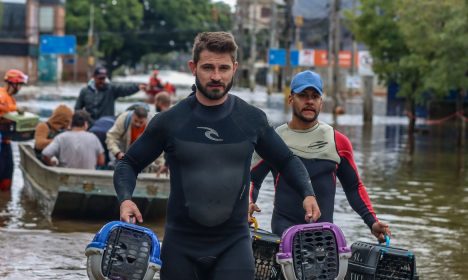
[0,95,467,279]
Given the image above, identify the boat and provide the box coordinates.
[18,143,170,220]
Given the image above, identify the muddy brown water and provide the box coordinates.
[0,98,467,279]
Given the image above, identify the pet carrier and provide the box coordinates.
[251,218,284,280]
[85,221,162,280]
[276,222,351,280]
[345,236,418,280]
[0,111,39,141]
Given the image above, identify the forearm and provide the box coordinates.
[113,83,140,98]
[114,157,139,203]
[338,157,377,229]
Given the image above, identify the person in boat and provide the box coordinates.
[163,81,176,96]
[114,31,321,280]
[0,69,28,191]
[42,110,105,169]
[74,66,146,122]
[89,115,116,166]
[249,70,391,242]
[105,105,149,162]
[34,104,73,159]
[154,91,171,113]
[145,69,164,103]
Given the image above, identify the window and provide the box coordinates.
[39,6,54,33]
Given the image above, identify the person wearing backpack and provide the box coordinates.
[105,105,149,161]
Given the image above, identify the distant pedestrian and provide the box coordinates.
[42,110,105,169]
[74,66,146,121]
[0,69,28,191]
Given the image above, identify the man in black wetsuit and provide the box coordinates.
[249,70,391,242]
[114,32,321,280]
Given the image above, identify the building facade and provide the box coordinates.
[0,0,65,83]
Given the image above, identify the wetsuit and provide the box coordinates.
[114,93,315,280]
[250,122,378,236]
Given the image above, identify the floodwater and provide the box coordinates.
[0,88,467,279]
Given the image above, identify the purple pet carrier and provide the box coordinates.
[276,223,351,280]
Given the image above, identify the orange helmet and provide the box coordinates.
[4,69,28,84]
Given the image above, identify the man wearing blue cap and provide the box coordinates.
[249,70,391,242]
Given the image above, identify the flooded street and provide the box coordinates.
[0,89,467,279]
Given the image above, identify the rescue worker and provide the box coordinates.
[0,69,28,191]
[145,70,164,103]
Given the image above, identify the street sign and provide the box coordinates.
[268,49,286,66]
[298,49,314,66]
[40,35,76,55]
[290,50,299,66]
[358,51,374,76]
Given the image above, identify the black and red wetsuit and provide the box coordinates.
[250,122,378,236]
[114,93,315,280]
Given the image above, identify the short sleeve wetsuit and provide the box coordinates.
[113,93,315,280]
[250,122,378,236]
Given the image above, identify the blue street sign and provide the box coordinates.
[268,49,286,66]
[40,35,76,55]
[290,50,299,66]
[268,48,299,66]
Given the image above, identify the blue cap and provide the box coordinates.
[290,70,323,95]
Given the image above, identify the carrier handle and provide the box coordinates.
[250,216,259,233]
[384,235,390,248]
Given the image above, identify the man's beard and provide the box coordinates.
[293,106,320,124]
[195,76,233,100]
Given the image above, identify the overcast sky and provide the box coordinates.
[215,0,236,11]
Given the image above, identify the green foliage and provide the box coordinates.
[397,0,468,97]
[65,0,233,72]
[346,0,467,103]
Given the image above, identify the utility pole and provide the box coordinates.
[283,0,293,112]
[267,0,278,95]
[87,2,95,79]
[249,0,258,92]
[328,0,341,121]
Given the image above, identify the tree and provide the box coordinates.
[66,0,144,75]
[139,0,232,54]
[346,0,422,136]
[66,0,233,75]
[346,0,468,139]
[397,0,467,150]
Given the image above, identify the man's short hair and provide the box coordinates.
[93,66,108,78]
[72,110,91,127]
[155,92,171,106]
[133,106,148,119]
[192,32,238,64]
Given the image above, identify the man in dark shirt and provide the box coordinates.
[249,70,391,242]
[114,32,321,280]
[75,67,146,121]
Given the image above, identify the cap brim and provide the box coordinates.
[292,85,323,95]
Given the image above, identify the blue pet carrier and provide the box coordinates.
[85,221,162,280]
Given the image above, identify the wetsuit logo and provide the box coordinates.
[308,140,327,150]
[197,127,223,142]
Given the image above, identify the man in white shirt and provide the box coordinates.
[42,110,105,169]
